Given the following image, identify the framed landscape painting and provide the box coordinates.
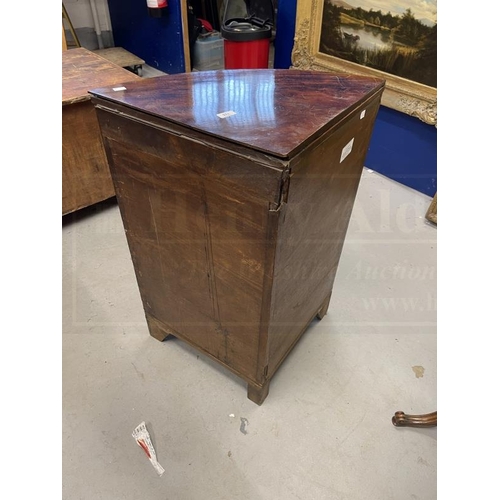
[292,0,437,125]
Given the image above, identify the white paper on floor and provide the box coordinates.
[132,421,165,477]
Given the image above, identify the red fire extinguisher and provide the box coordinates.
[147,0,168,18]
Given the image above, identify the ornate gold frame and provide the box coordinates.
[292,0,437,126]
[425,193,437,224]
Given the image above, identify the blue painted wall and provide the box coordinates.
[273,1,437,197]
[273,0,297,69]
[366,106,437,196]
[107,0,185,74]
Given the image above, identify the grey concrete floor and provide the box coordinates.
[62,169,437,500]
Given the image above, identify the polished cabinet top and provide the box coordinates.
[89,69,384,158]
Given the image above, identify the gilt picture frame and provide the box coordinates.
[425,193,437,224]
[292,0,437,125]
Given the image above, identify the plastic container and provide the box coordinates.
[221,0,274,69]
[193,32,224,71]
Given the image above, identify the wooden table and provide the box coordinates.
[89,69,384,404]
[92,47,146,75]
[62,48,141,215]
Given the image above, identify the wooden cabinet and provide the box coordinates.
[89,69,384,404]
[62,48,141,215]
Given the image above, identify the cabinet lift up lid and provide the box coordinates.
[89,69,384,158]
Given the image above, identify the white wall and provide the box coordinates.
[64,0,112,32]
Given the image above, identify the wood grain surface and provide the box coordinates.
[267,93,383,377]
[62,101,115,214]
[89,69,384,157]
[63,47,140,106]
[92,47,145,68]
[62,47,141,215]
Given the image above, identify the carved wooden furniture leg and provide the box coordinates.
[392,411,437,427]
[316,292,332,320]
[247,380,270,405]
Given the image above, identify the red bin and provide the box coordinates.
[221,0,275,70]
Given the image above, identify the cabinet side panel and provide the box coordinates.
[62,102,115,215]
[268,93,382,375]
[100,117,282,383]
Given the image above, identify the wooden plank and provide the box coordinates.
[62,25,67,51]
[92,47,145,68]
[180,0,192,72]
[62,47,140,105]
